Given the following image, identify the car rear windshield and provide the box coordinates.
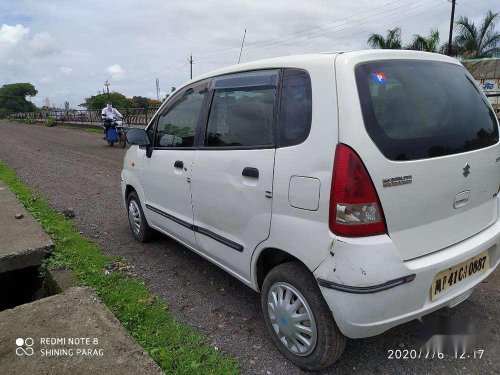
[355,60,499,161]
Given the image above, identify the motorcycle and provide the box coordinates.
[102,118,127,148]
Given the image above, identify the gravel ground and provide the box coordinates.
[0,120,498,375]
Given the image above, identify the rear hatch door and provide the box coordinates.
[335,51,500,260]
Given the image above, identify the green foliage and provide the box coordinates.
[79,92,129,111]
[407,29,441,52]
[0,83,38,116]
[0,108,9,118]
[45,116,57,127]
[453,10,500,58]
[24,116,36,124]
[80,92,162,111]
[0,161,238,375]
[367,27,402,49]
[129,96,157,108]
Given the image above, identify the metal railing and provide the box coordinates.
[10,107,160,126]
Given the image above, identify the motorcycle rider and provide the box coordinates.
[101,101,123,138]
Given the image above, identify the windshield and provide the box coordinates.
[355,60,499,161]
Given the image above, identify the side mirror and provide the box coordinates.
[125,128,150,146]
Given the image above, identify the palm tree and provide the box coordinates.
[452,10,500,58]
[367,27,402,49]
[406,28,441,52]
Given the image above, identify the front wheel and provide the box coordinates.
[107,140,114,146]
[127,191,155,242]
[261,262,346,371]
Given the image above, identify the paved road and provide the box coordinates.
[0,120,498,375]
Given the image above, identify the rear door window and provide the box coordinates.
[355,60,499,160]
[205,70,279,148]
[278,69,312,147]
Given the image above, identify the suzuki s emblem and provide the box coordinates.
[462,164,471,178]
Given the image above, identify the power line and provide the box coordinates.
[200,0,441,62]
[126,0,414,82]
[92,0,444,90]
[198,0,409,58]
[458,0,483,13]
[117,0,435,84]
[306,0,447,51]
[197,0,439,61]
[197,0,427,60]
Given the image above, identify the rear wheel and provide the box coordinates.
[261,261,346,371]
[127,191,154,242]
[107,140,114,146]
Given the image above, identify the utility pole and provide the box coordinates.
[447,0,456,56]
[188,54,194,79]
[238,29,247,64]
[104,80,110,100]
[155,78,160,101]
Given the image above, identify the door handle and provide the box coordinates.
[174,160,184,169]
[242,167,259,178]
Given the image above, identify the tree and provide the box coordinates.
[452,10,500,58]
[0,83,38,117]
[129,96,149,108]
[407,29,441,52]
[79,92,129,110]
[128,96,162,108]
[367,27,402,49]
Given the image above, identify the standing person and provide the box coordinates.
[101,102,123,138]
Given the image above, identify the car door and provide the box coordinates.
[141,80,210,249]
[190,70,279,281]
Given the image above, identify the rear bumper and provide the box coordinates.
[314,209,500,339]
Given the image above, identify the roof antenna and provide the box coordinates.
[238,29,247,64]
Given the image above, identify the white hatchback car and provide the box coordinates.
[122,50,500,370]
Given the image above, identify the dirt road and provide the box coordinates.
[0,120,498,375]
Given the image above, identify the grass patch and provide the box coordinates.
[83,127,104,134]
[0,160,238,374]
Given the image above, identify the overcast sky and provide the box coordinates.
[0,0,497,108]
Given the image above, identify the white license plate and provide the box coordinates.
[431,251,490,301]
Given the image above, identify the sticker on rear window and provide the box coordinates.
[371,72,386,84]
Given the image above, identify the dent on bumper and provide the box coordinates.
[314,219,500,339]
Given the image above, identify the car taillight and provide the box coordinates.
[329,143,387,237]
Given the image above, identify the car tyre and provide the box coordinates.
[261,261,346,371]
[127,191,155,242]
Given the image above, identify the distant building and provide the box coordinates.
[461,58,500,114]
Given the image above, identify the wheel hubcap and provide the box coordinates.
[267,282,317,356]
[128,200,141,235]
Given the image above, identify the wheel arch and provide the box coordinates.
[125,184,136,200]
[254,247,309,292]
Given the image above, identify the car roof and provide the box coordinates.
[194,52,342,82]
[188,49,459,84]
